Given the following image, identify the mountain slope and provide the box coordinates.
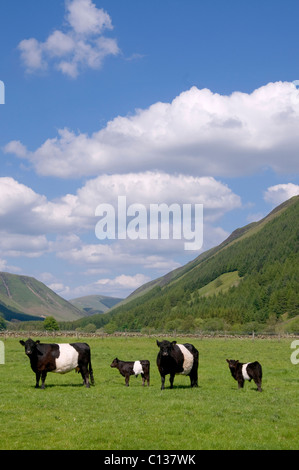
[0,272,84,322]
[99,195,299,332]
[70,294,123,315]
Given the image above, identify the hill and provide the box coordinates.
[70,294,123,315]
[0,272,84,322]
[84,195,299,333]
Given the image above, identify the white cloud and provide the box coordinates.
[18,38,46,71]
[3,140,28,158]
[96,273,151,291]
[0,174,238,296]
[18,0,119,78]
[264,183,299,206]
[0,172,240,230]
[66,0,113,35]
[0,177,44,217]
[0,258,21,273]
[8,82,299,177]
[77,172,241,219]
[0,232,49,258]
[64,273,151,299]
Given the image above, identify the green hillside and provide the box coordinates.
[0,272,84,322]
[85,195,299,333]
[70,294,123,315]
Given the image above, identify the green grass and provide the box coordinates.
[195,271,241,298]
[0,336,299,450]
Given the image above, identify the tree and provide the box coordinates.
[0,315,6,331]
[43,316,59,331]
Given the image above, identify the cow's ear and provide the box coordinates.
[19,340,25,346]
[236,360,239,364]
[156,340,161,347]
[171,341,177,347]
[36,340,40,344]
[226,359,229,363]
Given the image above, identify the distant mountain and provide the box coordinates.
[0,272,83,322]
[97,195,299,332]
[70,294,123,315]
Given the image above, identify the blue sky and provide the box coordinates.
[1,0,299,300]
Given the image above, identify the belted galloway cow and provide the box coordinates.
[110,358,150,386]
[226,359,262,392]
[156,340,199,390]
[20,338,94,389]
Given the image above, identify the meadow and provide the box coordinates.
[0,335,298,450]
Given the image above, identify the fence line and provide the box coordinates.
[1,330,299,339]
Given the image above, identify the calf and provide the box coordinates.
[226,359,262,392]
[20,338,94,389]
[110,358,150,387]
[156,340,198,390]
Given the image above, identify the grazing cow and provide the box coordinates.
[110,358,150,387]
[156,340,198,390]
[20,338,94,389]
[226,359,262,392]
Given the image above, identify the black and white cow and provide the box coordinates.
[226,359,262,392]
[20,338,94,389]
[110,358,150,387]
[156,340,198,390]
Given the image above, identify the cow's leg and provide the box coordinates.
[141,373,145,386]
[190,369,198,388]
[41,371,47,389]
[80,364,90,388]
[35,371,41,388]
[125,374,130,386]
[238,379,244,389]
[169,373,175,389]
[255,378,262,392]
[160,374,165,390]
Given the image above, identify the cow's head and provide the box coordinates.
[226,359,239,371]
[157,340,177,357]
[20,338,40,356]
[110,358,119,368]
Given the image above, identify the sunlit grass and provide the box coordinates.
[0,336,298,449]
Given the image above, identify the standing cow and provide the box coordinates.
[110,358,150,387]
[226,359,262,392]
[156,340,199,390]
[20,338,94,389]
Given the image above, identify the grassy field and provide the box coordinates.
[0,335,298,450]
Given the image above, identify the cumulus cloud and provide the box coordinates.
[51,274,151,299]
[264,183,299,206]
[0,174,238,297]
[7,82,299,177]
[0,174,237,266]
[0,173,240,233]
[18,0,119,78]
[96,273,151,290]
